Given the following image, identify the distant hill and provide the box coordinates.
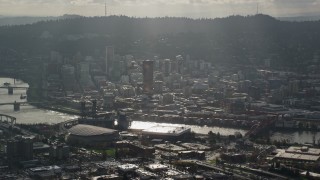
[277,15,320,22]
[0,14,319,69]
[0,14,82,26]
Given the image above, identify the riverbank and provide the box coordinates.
[275,126,319,132]
[29,102,81,116]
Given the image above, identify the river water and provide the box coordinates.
[0,77,319,144]
[0,77,78,124]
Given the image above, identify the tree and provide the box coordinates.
[102,150,107,160]
[217,132,221,140]
[306,170,310,178]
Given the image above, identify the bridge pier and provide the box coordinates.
[8,87,13,95]
[13,101,20,111]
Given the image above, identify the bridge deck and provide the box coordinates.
[0,114,16,125]
[0,86,28,89]
[0,102,27,105]
[0,102,42,106]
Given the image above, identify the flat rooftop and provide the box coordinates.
[92,174,120,180]
[165,169,182,176]
[145,163,168,171]
[117,164,138,171]
[286,146,320,156]
[142,126,190,136]
[180,143,211,151]
[136,168,157,177]
[155,143,186,152]
[29,165,61,173]
[276,152,320,162]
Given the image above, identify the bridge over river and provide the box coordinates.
[0,85,28,95]
[0,101,44,111]
[0,113,16,126]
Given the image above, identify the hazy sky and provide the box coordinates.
[1,0,320,18]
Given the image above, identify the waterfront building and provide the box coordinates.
[142,126,191,140]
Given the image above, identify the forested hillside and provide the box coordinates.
[1,14,320,68]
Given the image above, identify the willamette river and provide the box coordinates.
[0,77,319,144]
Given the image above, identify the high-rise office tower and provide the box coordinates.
[143,60,154,94]
[105,46,114,76]
[7,136,33,161]
[163,59,171,76]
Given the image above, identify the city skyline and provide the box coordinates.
[1,0,320,18]
[2,1,320,178]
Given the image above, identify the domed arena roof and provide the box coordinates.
[68,124,117,136]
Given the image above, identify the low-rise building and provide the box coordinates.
[274,146,320,169]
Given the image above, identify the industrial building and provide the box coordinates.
[66,124,119,147]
